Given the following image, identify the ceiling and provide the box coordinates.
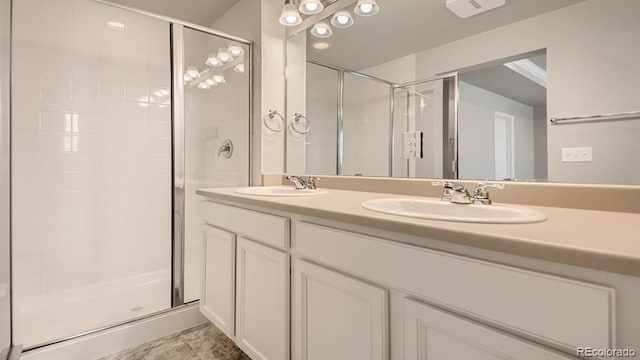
[108,0,240,26]
[461,54,547,107]
[307,0,583,70]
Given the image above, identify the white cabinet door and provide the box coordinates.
[292,260,388,360]
[403,298,575,360]
[200,225,236,338]
[236,237,290,360]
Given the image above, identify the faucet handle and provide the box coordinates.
[286,175,306,189]
[306,176,320,189]
[472,182,505,204]
[431,181,469,202]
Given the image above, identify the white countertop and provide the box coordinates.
[196,187,640,277]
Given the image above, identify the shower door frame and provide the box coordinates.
[6,0,254,352]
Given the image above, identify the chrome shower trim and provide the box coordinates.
[95,0,253,45]
[171,24,185,307]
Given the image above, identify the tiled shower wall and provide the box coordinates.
[11,0,172,345]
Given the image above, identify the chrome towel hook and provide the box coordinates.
[291,113,311,134]
[263,110,284,132]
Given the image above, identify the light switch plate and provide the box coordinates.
[561,147,593,162]
[403,132,420,159]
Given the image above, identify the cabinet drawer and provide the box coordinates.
[202,201,288,249]
[295,222,614,351]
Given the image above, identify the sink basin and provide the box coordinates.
[361,198,546,224]
[235,186,328,197]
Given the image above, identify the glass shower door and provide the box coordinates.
[11,0,172,347]
[181,27,250,303]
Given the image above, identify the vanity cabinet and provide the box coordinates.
[236,237,290,360]
[403,298,573,359]
[199,197,626,360]
[201,201,290,360]
[200,225,236,338]
[292,260,388,360]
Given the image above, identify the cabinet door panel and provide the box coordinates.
[403,298,575,360]
[236,237,290,360]
[201,225,236,337]
[293,260,388,360]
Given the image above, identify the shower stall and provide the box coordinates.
[301,61,457,178]
[4,0,252,353]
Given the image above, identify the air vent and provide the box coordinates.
[445,0,506,18]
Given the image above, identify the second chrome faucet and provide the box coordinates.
[286,175,320,190]
[432,181,504,205]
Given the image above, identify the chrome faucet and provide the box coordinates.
[431,181,472,204]
[471,182,505,205]
[286,175,320,190]
[432,181,505,205]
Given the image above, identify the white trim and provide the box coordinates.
[21,304,206,360]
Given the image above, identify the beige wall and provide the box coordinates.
[414,0,640,184]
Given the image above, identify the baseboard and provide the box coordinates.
[21,303,207,360]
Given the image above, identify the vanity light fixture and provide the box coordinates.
[299,0,324,15]
[312,41,331,50]
[354,0,379,16]
[197,82,211,89]
[212,74,226,84]
[205,53,222,67]
[279,0,303,26]
[330,11,354,28]
[227,44,244,57]
[217,48,232,63]
[233,63,245,73]
[311,22,333,38]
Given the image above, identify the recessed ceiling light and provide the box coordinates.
[312,41,331,50]
[330,11,354,28]
[311,22,333,38]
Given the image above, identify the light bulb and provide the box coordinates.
[299,0,324,15]
[206,53,222,67]
[197,82,211,89]
[217,48,232,63]
[354,0,379,16]
[212,74,226,84]
[330,11,353,28]
[311,22,333,38]
[279,2,302,26]
[233,63,245,73]
[186,66,200,79]
[205,79,217,86]
[228,45,244,57]
[183,74,193,82]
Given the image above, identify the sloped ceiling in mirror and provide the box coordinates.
[308,0,583,70]
[108,0,240,26]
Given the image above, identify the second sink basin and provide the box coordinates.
[361,198,546,224]
[235,186,328,197]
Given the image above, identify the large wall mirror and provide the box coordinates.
[285,0,640,185]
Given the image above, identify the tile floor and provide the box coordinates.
[98,323,251,360]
